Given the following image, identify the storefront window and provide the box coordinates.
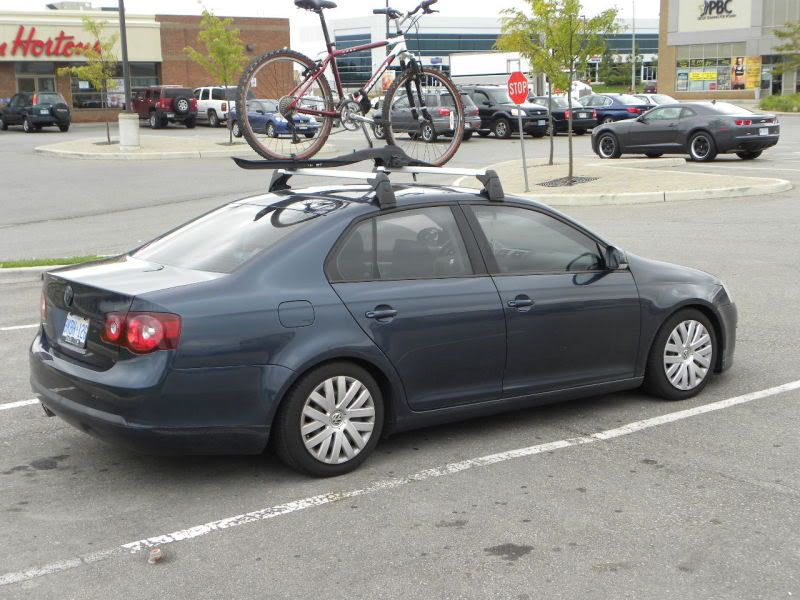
[15,62,57,94]
[70,62,159,109]
[675,43,749,92]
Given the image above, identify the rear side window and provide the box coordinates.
[331,207,473,282]
[163,88,193,98]
[470,205,604,274]
[212,88,226,100]
[133,197,341,273]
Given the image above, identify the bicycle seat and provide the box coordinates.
[294,0,337,11]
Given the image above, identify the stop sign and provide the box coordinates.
[507,71,529,105]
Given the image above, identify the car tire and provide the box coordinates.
[273,361,384,477]
[149,112,160,129]
[173,96,191,116]
[530,131,545,138]
[596,132,621,159]
[231,120,242,138]
[23,117,34,133]
[58,124,70,132]
[0,117,7,131]
[185,117,196,129]
[372,122,386,139]
[643,309,716,401]
[462,131,473,141]
[736,150,762,160]
[645,153,663,158]
[208,110,220,128]
[602,115,614,124]
[689,131,717,162]
[304,132,315,139]
[267,122,278,138]
[477,130,490,137]
[421,122,437,143]
[492,117,511,138]
[574,129,586,135]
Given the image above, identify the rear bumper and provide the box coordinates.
[28,114,69,125]
[30,333,294,455]
[554,118,595,132]
[719,132,779,153]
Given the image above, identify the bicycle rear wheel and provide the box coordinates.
[237,49,334,161]
[383,67,465,167]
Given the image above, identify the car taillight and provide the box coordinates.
[437,107,452,116]
[221,102,227,112]
[592,110,597,118]
[102,312,181,354]
[159,99,168,109]
[626,107,640,114]
[564,110,571,119]
[470,106,479,116]
[734,119,752,126]
[40,290,47,323]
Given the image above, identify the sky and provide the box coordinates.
[0,0,660,22]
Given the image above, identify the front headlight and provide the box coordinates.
[308,117,318,124]
[509,108,522,117]
[274,115,286,122]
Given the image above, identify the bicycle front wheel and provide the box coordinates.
[237,49,334,161]
[383,67,465,167]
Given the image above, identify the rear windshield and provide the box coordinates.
[709,102,754,115]
[651,94,676,104]
[615,94,643,104]
[433,93,476,108]
[132,197,341,273]
[163,88,193,98]
[36,92,64,104]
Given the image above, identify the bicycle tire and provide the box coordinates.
[237,49,334,161]
[383,66,465,167]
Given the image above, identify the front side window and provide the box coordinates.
[646,106,682,120]
[470,205,604,274]
[331,207,473,282]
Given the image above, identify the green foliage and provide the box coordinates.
[771,21,800,76]
[184,10,247,87]
[759,93,800,112]
[497,0,620,91]
[0,256,101,268]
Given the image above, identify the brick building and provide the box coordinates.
[0,7,289,122]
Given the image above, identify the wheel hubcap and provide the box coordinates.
[693,137,709,158]
[663,320,712,390]
[600,136,615,157]
[496,122,507,136]
[301,376,375,465]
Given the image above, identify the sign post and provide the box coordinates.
[507,71,529,192]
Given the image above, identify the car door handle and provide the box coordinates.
[365,308,398,320]
[507,296,534,309]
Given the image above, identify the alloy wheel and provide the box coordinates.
[598,135,616,158]
[691,135,711,160]
[232,121,241,137]
[267,123,277,138]
[421,123,435,142]
[300,376,376,465]
[494,121,508,137]
[663,320,713,391]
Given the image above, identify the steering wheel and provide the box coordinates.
[566,252,598,272]
[417,227,443,246]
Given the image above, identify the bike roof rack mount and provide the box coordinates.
[232,145,505,209]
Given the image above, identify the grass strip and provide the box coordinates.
[0,256,102,269]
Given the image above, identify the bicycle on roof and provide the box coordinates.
[236,0,466,167]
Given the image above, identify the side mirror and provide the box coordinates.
[483,101,492,107]
[605,246,628,270]
[256,109,265,115]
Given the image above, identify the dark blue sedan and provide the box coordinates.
[230,98,318,139]
[30,177,736,476]
[578,93,650,126]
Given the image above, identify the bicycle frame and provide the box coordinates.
[288,11,417,118]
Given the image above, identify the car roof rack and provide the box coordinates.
[232,145,504,208]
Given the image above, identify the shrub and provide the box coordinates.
[759,93,800,112]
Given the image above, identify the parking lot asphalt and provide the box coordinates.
[1,117,800,598]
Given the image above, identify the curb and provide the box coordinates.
[34,146,258,160]
[0,265,57,284]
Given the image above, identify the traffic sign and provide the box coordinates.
[507,71,528,105]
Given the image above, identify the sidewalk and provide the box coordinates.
[452,156,792,206]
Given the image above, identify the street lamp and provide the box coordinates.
[118,0,132,112]
[117,0,139,151]
[631,0,636,92]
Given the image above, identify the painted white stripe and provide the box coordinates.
[0,399,39,411]
[1,379,799,587]
[0,324,38,332]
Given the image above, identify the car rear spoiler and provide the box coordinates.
[231,145,504,208]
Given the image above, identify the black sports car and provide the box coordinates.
[592,101,779,162]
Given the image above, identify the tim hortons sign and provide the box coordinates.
[0,25,101,58]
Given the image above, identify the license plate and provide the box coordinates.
[538,119,546,125]
[40,109,49,115]
[759,127,769,136]
[579,112,589,118]
[167,113,175,118]
[62,313,90,348]
[464,123,471,129]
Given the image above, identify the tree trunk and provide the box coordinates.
[102,81,110,145]
[547,80,554,166]
[567,69,574,185]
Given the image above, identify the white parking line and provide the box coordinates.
[0,399,39,411]
[1,378,799,587]
[0,324,38,332]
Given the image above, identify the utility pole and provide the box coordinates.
[631,0,636,92]
[118,0,132,112]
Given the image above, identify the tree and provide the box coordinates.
[185,10,248,143]
[771,21,800,77]
[498,0,619,184]
[58,17,118,144]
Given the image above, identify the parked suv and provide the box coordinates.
[193,85,238,127]
[461,84,548,139]
[132,86,198,129]
[0,92,70,133]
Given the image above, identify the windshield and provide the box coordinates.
[132,197,341,273]
[487,89,514,104]
[36,93,64,104]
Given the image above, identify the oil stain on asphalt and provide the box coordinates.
[484,543,534,562]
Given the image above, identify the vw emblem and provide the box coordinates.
[63,286,74,307]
